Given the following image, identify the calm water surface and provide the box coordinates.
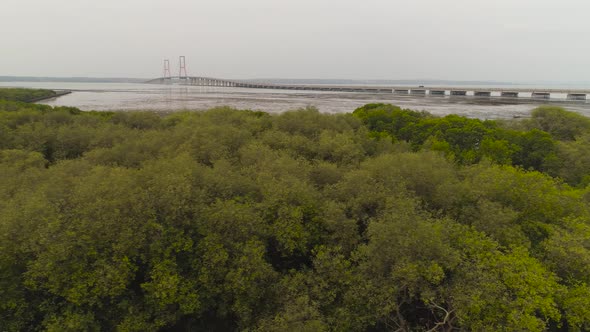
[2,82,590,119]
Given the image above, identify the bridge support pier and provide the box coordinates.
[532,92,550,99]
[567,93,586,100]
[501,92,519,98]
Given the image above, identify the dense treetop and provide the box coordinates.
[1,97,590,331]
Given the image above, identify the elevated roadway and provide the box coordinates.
[145,76,589,100]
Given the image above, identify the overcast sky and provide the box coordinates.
[1,0,589,81]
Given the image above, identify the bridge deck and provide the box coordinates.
[145,77,590,96]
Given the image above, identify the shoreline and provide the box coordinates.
[28,90,72,103]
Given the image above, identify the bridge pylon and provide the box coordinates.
[163,59,171,79]
[179,56,188,79]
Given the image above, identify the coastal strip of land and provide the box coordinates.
[0,87,70,103]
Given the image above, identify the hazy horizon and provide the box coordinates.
[3,76,590,87]
[2,0,589,81]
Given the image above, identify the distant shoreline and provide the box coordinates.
[3,76,589,88]
[0,76,148,83]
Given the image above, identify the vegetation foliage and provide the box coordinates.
[1,96,590,331]
[0,88,57,103]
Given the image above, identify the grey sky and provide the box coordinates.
[2,0,589,81]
